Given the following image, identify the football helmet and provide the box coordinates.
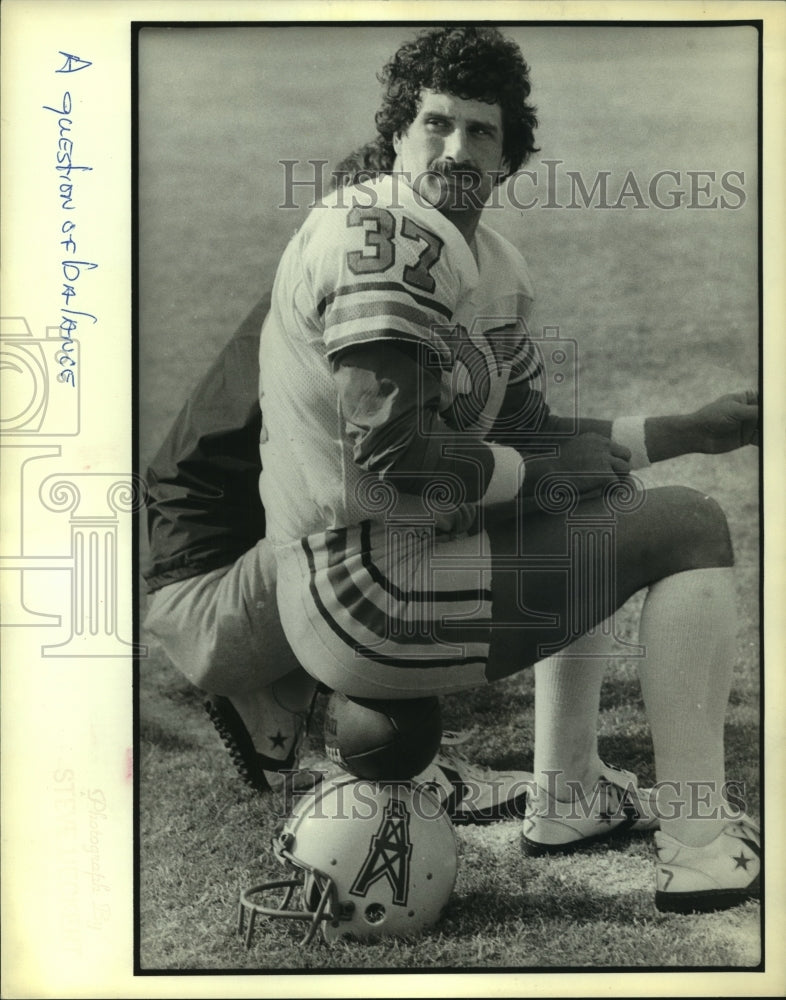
[238,774,458,945]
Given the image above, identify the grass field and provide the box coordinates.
[137,24,761,976]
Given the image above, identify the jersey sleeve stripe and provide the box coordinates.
[317,280,454,322]
[325,328,452,363]
[327,297,442,331]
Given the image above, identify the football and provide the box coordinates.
[324,692,443,780]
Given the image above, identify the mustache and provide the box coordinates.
[430,160,480,179]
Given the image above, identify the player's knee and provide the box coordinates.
[666,486,734,570]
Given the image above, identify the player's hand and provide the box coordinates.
[522,433,632,497]
[688,390,759,454]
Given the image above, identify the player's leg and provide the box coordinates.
[485,488,695,853]
[484,484,734,676]
[144,539,317,791]
[634,561,758,911]
[533,634,605,799]
[528,626,665,854]
[145,536,535,821]
[485,484,758,909]
[274,518,644,824]
[487,485,735,834]
[529,633,661,851]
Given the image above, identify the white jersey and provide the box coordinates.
[258,174,536,548]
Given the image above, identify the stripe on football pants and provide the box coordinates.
[302,533,490,670]
[322,546,493,652]
[321,524,492,649]
[357,521,493,604]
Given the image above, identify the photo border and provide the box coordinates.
[2,2,783,997]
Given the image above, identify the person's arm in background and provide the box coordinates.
[488,377,758,488]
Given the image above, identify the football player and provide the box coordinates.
[141,155,534,824]
[254,26,760,914]
[143,141,656,826]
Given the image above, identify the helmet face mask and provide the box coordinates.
[239,775,458,946]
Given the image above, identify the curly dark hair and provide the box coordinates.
[330,139,394,189]
[374,26,539,179]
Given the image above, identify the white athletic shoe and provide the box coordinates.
[654,814,760,913]
[205,695,532,825]
[205,694,309,794]
[207,691,531,826]
[521,762,659,856]
[417,742,533,824]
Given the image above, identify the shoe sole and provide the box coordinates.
[521,816,646,857]
[451,789,530,825]
[205,696,299,794]
[431,765,530,825]
[655,876,760,914]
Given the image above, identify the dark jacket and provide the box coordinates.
[142,293,270,592]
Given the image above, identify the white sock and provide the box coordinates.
[534,629,609,800]
[637,567,737,846]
